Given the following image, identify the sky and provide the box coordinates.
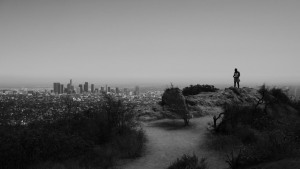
[1,0,300,88]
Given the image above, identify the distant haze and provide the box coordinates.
[1,0,300,88]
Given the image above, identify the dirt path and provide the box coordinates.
[117,116,227,169]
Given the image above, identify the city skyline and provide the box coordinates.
[1,0,300,88]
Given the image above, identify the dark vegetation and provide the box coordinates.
[211,85,300,168]
[182,84,218,96]
[167,154,208,169]
[161,86,191,126]
[0,94,146,169]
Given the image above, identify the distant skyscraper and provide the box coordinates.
[91,84,94,93]
[116,87,120,94]
[60,84,64,94]
[108,87,111,92]
[53,82,61,94]
[101,87,104,93]
[79,84,83,94]
[67,83,71,91]
[84,82,88,92]
[67,79,73,94]
[106,85,108,93]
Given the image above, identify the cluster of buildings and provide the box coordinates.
[53,79,75,94]
[53,79,140,96]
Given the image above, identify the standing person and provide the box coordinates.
[233,68,240,88]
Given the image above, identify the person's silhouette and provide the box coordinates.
[233,68,240,88]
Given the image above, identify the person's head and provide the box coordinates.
[235,68,238,72]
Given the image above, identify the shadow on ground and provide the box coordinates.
[149,119,196,131]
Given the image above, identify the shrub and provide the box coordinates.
[0,94,145,169]
[269,88,291,104]
[217,104,272,134]
[291,100,300,113]
[111,127,146,158]
[208,85,300,168]
[182,84,218,96]
[225,150,242,169]
[204,133,242,152]
[239,130,296,165]
[167,154,208,169]
[162,87,191,126]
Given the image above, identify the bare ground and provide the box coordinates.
[117,116,227,169]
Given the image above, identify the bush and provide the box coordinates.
[162,87,191,126]
[226,150,242,169]
[291,100,300,113]
[167,154,208,169]
[269,88,291,104]
[111,127,146,158]
[204,133,242,152]
[240,130,296,165]
[211,85,300,167]
[217,104,273,134]
[0,123,93,169]
[0,94,145,169]
[182,84,218,96]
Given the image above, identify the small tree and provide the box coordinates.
[162,87,191,126]
[101,94,138,133]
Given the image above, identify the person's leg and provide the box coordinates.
[234,79,237,88]
[237,81,240,88]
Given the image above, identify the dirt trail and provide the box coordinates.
[117,116,227,169]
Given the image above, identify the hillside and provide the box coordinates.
[186,87,261,117]
[139,87,262,121]
[137,86,300,169]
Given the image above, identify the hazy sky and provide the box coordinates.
[1,0,300,87]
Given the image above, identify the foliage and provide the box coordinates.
[257,85,293,109]
[216,104,273,134]
[210,85,300,167]
[182,84,218,96]
[167,154,208,169]
[0,94,145,169]
[225,150,242,169]
[269,88,291,104]
[162,87,191,126]
[204,133,242,152]
[291,100,300,113]
[239,130,296,165]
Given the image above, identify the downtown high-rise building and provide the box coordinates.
[67,79,74,94]
[53,82,61,94]
[91,84,94,93]
[60,84,64,94]
[84,82,88,92]
[107,86,111,93]
[101,87,104,93]
[116,87,120,94]
[79,84,83,94]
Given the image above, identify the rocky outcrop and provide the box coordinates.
[138,87,262,121]
[185,87,261,116]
